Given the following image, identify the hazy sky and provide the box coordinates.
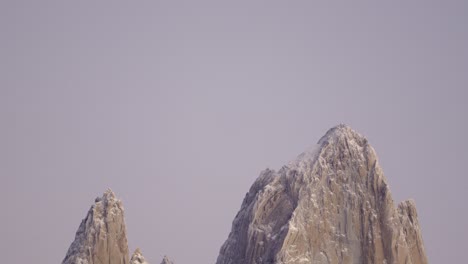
[1,1,467,263]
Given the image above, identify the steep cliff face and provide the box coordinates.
[217,125,427,264]
[62,189,129,264]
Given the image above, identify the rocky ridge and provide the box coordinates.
[216,125,427,264]
[63,125,427,264]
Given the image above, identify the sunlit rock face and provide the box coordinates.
[217,125,427,264]
[62,189,129,264]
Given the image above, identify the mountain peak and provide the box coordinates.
[131,248,149,264]
[217,125,427,264]
[318,124,367,145]
[161,256,174,264]
[289,124,371,173]
[62,190,129,264]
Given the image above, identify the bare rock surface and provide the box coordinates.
[62,189,129,264]
[217,125,427,264]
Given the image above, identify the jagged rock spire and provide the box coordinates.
[62,189,129,264]
[131,248,150,264]
[217,125,427,264]
[160,256,174,264]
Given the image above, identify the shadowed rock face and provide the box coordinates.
[62,189,129,264]
[217,125,428,264]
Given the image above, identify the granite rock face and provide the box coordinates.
[62,189,130,264]
[217,125,427,264]
[131,248,150,264]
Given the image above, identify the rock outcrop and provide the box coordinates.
[160,256,174,264]
[217,125,427,264]
[131,248,150,264]
[62,189,129,264]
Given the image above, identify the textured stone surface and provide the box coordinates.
[217,125,427,264]
[131,248,149,264]
[62,189,129,264]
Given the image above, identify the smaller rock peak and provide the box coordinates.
[131,248,149,264]
[161,256,174,264]
[63,189,129,264]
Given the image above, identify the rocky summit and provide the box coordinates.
[131,248,149,264]
[62,189,130,264]
[160,256,175,264]
[63,189,174,264]
[217,125,427,264]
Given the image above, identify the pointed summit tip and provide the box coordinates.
[329,123,351,132]
[94,188,118,203]
[318,124,367,145]
[161,255,174,264]
[104,188,116,198]
[131,248,148,264]
[323,124,356,137]
[289,124,370,169]
[133,248,142,255]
